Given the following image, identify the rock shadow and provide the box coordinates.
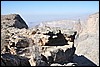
[44,30,68,46]
[35,46,76,66]
[1,53,31,66]
[73,54,97,66]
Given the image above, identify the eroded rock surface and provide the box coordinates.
[1,13,99,66]
[74,12,99,66]
[1,14,28,29]
[1,53,31,66]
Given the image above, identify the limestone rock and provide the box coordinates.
[41,44,76,65]
[16,38,30,48]
[86,12,99,35]
[75,12,99,66]
[1,14,28,29]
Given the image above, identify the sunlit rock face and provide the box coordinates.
[74,12,99,66]
[86,12,99,36]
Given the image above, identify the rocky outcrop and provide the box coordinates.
[1,14,30,66]
[1,12,99,66]
[1,14,28,29]
[1,53,31,66]
[41,45,76,64]
[87,12,99,35]
[74,12,99,66]
[1,23,77,66]
[36,12,99,66]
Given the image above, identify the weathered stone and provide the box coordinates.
[1,14,28,29]
[41,43,76,65]
[1,13,91,66]
[36,60,49,66]
[51,46,76,64]
[1,53,31,66]
[16,38,29,48]
[75,12,99,66]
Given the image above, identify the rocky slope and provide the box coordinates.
[36,12,99,66]
[74,12,99,66]
[1,14,77,66]
[1,12,99,66]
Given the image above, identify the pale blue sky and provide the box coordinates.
[1,1,99,27]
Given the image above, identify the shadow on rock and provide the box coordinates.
[44,30,68,46]
[73,54,97,66]
[1,53,31,66]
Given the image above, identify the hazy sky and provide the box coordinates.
[1,1,99,27]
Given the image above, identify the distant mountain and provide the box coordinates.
[37,20,82,34]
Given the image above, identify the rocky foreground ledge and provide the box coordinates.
[1,13,99,66]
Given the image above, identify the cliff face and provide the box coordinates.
[86,12,99,36]
[1,14,28,29]
[74,12,99,66]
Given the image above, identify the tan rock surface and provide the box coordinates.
[74,12,99,66]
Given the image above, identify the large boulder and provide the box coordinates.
[41,43,76,65]
[1,14,28,29]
